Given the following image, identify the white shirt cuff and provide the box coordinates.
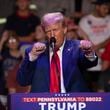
[85,52,97,61]
[29,52,38,61]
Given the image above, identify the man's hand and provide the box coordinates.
[29,42,46,61]
[80,40,96,57]
[80,40,93,54]
[80,40,97,61]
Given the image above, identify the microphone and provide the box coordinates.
[50,37,56,51]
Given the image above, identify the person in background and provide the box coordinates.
[97,41,110,92]
[79,0,110,50]
[0,31,29,94]
[34,25,47,42]
[56,8,88,40]
[0,0,41,52]
[66,17,80,40]
[6,63,30,93]
[79,0,110,91]
[1,32,22,78]
[20,25,47,57]
[17,12,98,93]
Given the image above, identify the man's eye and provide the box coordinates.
[45,31,50,34]
[53,29,58,31]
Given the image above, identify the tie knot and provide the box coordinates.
[54,48,59,52]
[52,48,59,58]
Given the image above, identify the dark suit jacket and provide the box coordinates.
[17,40,98,92]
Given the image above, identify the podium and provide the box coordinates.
[9,93,110,110]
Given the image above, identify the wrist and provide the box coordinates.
[29,52,38,61]
[85,52,97,61]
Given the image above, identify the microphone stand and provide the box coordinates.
[50,37,56,52]
[50,37,61,92]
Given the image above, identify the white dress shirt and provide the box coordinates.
[50,42,66,93]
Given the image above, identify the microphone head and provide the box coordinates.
[50,37,56,44]
[50,37,56,50]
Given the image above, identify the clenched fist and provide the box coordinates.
[29,42,46,61]
[80,40,94,56]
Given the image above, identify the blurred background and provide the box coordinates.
[0,0,94,35]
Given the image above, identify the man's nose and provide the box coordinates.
[50,30,55,37]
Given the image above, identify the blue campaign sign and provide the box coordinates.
[10,93,110,110]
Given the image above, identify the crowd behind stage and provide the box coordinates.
[0,0,110,109]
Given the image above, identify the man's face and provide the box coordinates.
[35,26,46,41]
[16,0,30,11]
[44,22,67,48]
[96,4,109,17]
[7,37,19,50]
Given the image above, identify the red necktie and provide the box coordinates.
[50,49,61,92]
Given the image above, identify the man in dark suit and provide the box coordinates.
[17,12,98,93]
